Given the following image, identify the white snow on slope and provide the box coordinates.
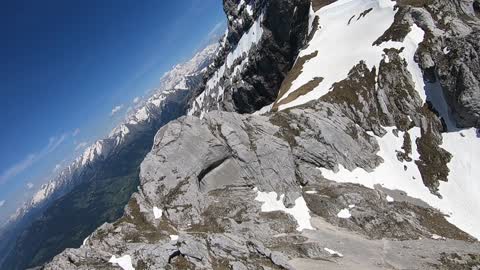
[319,127,480,239]
[278,0,426,110]
[134,107,149,122]
[254,188,313,231]
[153,206,163,219]
[227,13,263,66]
[431,233,446,240]
[439,128,480,239]
[82,236,89,247]
[189,13,264,117]
[324,247,344,257]
[109,255,135,270]
[337,208,352,219]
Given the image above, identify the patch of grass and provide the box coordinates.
[437,253,480,270]
[273,77,323,111]
[413,206,476,242]
[373,7,411,45]
[415,106,452,195]
[311,0,337,11]
[321,62,376,108]
[396,0,434,7]
[272,51,318,111]
[269,111,302,147]
[397,131,413,162]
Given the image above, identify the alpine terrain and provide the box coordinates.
[0,44,218,270]
[12,0,480,269]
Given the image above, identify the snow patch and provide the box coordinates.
[319,127,480,239]
[337,208,352,219]
[245,4,253,16]
[278,0,427,110]
[226,13,264,68]
[253,103,273,115]
[82,236,89,247]
[134,107,149,122]
[431,234,446,240]
[170,235,179,242]
[109,255,135,270]
[254,188,313,231]
[386,195,394,202]
[324,247,344,257]
[153,206,163,219]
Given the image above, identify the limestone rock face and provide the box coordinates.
[44,103,478,269]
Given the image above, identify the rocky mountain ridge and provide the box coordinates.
[45,0,480,269]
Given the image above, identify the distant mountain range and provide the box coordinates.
[0,42,218,270]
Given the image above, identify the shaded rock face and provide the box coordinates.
[232,0,311,113]
[188,0,311,115]
[437,30,480,128]
[409,0,480,128]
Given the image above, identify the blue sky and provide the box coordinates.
[0,0,225,217]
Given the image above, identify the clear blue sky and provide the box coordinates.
[0,0,225,217]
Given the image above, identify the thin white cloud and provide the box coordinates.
[0,134,68,185]
[111,105,124,116]
[45,134,67,153]
[26,182,34,189]
[72,128,80,137]
[0,154,36,184]
[75,142,88,151]
[207,21,226,40]
[133,97,140,104]
[0,200,5,207]
[53,164,61,173]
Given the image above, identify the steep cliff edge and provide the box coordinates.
[188,0,311,115]
[45,0,480,269]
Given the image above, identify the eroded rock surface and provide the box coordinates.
[45,99,479,269]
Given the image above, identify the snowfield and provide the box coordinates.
[153,206,163,220]
[277,0,426,110]
[254,188,313,231]
[319,127,480,239]
[337,208,352,219]
[324,247,344,257]
[109,255,134,270]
